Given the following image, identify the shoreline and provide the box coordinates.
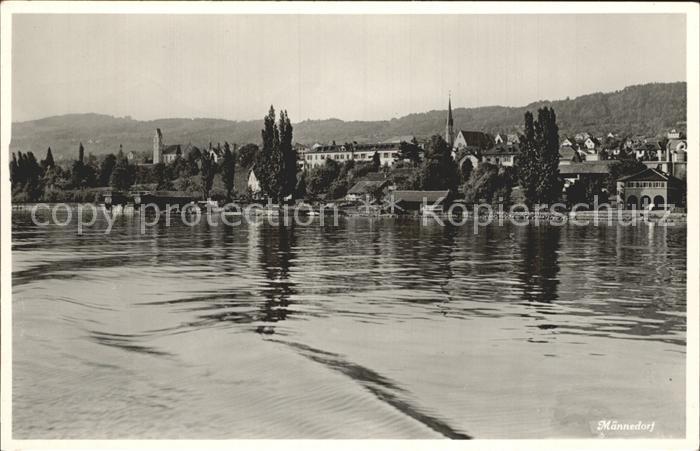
[11,202,688,224]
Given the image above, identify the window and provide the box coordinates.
[340,154,344,160]
[383,153,389,158]
[360,153,366,159]
[321,155,325,160]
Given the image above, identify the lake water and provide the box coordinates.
[11,209,686,438]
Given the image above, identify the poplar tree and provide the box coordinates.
[258,106,296,203]
[200,151,216,200]
[516,107,563,206]
[220,142,236,201]
[258,105,282,202]
[71,142,86,188]
[279,110,297,201]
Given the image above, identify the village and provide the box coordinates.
[10,96,688,219]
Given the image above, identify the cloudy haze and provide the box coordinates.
[12,14,686,123]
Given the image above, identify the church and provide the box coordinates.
[153,128,183,164]
[445,94,497,168]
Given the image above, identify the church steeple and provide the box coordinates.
[446,92,454,148]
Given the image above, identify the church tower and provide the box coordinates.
[446,93,454,149]
[153,128,163,164]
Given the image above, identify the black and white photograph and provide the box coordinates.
[1,2,698,449]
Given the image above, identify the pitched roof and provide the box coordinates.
[348,180,387,195]
[382,135,415,144]
[456,130,494,149]
[558,161,614,175]
[163,144,181,155]
[361,172,386,182]
[391,190,449,203]
[618,167,681,183]
[559,145,582,162]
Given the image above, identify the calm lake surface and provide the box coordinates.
[12,210,686,438]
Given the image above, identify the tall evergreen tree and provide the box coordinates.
[15,151,43,200]
[279,110,297,200]
[220,142,236,201]
[10,153,18,185]
[516,107,563,206]
[258,105,297,203]
[71,143,86,188]
[99,154,117,186]
[258,105,279,201]
[199,151,216,200]
[536,107,562,204]
[41,147,55,170]
[238,143,259,168]
[517,111,539,205]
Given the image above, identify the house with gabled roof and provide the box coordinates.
[559,145,584,165]
[481,144,519,167]
[346,178,390,202]
[453,130,495,151]
[617,167,683,210]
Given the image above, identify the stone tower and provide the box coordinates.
[153,128,163,164]
[446,93,454,149]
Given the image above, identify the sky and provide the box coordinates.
[12,13,686,123]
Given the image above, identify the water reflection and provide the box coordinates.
[10,210,687,438]
[256,225,297,334]
[518,225,561,304]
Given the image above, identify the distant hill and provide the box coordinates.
[10,82,686,162]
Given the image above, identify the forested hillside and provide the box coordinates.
[11,82,686,161]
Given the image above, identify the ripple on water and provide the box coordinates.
[11,212,687,438]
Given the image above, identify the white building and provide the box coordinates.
[303,142,403,169]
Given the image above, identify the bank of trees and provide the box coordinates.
[9,140,243,203]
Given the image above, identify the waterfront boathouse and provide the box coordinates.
[617,167,683,210]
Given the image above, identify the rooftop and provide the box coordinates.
[618,167,682,183]
[347,180,387,195]
[558,161,614,175]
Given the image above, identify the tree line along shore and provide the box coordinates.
[10,105,687,212]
